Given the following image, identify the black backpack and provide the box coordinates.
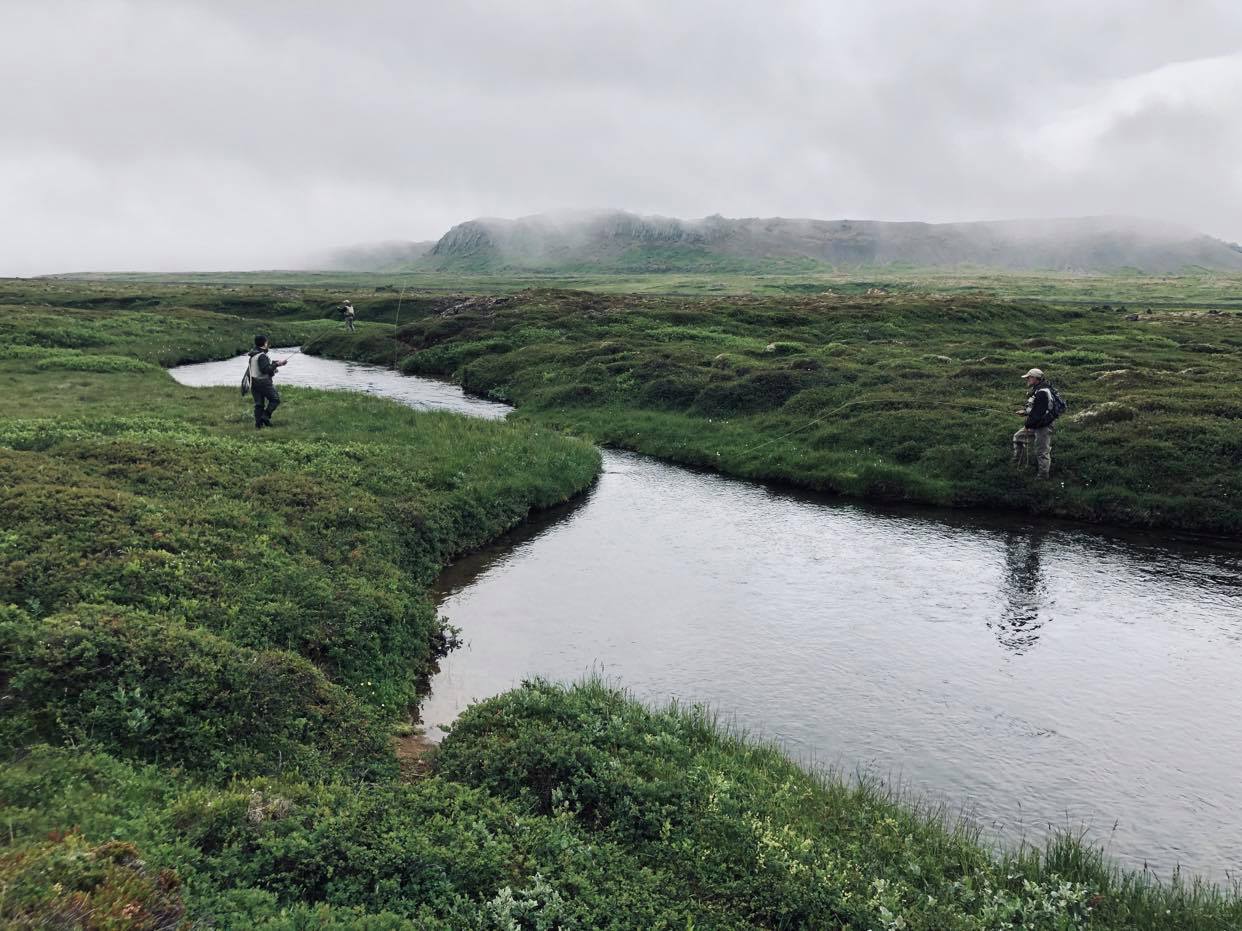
[1046,384,1067,421]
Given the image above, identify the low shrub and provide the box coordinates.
[954,363,1014,382]
[781,354,824,371]
[0,833,186,931]
[1046,350,1115,366]
[397,339,513,377]
[5,747,714,929]
[0,346,158,373]
[761,340,804,355]
[694,370,811,415]
[1067,402,1138,426]
[636,374,701,409]
[0,604,394,781]
[539,382,603,407]
[893,440,924,463]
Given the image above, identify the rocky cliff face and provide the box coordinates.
[423,210,1242,273]
[430,222,495,256]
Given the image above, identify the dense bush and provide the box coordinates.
[693,370,812,415]
[0,604,393,780]
[398,338,514,376]
[638,374,704,409]
[0,833,186,931]
[2,748,721,929]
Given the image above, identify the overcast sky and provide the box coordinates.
[2,0,1240,275]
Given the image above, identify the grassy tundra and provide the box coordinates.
[306,287,1242,536]
[1,278,1239,928]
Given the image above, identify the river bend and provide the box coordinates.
[172,351,1242,883]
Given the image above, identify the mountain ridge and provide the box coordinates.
[339,210,1242,274]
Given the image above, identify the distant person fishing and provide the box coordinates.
[342,300,356,331]
[244,334,288,429]
[1012,367,1065,479]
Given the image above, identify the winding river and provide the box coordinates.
[172,351,1242,884]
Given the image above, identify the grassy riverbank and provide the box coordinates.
[2,280,1239,927]
[306,288,1242,535]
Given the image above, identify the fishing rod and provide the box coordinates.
[393,285,406,369]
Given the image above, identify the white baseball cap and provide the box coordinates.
[1022,368,1044,380]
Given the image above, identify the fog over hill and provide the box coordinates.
[319,240,436,272]
[361,210,1242,275]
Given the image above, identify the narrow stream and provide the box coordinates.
[172,351,1242,884]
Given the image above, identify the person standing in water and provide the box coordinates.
[342,300,356,332]
[248,335,287,429]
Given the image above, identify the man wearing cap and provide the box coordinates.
[1013,368,1054,478]
[342,300,356,332]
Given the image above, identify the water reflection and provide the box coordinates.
[993,530,1053,654]
[434,487,598,600]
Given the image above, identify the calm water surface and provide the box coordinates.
[172,352,1242,883]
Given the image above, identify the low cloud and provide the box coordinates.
[2,0,1240,274]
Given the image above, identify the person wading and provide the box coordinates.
[248,335,287,429]
[1012,367,1062,479]
[342,300,356,332]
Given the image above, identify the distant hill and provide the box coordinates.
[408,210,1242,274]
[319,240,436,271]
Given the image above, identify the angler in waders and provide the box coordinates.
[1012,367,1064,479]
[342,300,356,332]
[248,335,287,429]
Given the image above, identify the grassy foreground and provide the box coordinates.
[1,280,1239,927]
[8,680,1241,930]
[306,288,1242,535]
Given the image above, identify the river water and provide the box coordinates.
[172,351,1242,884]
